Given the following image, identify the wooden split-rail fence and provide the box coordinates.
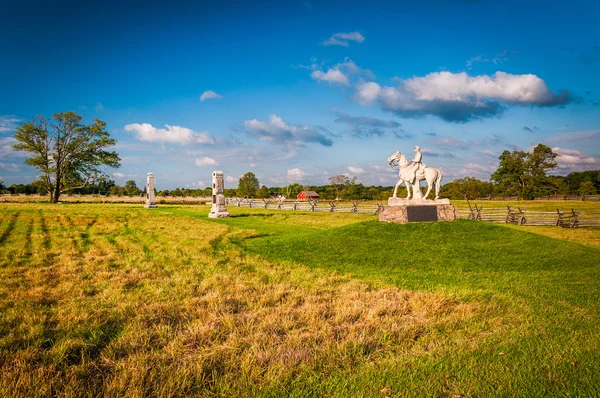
[227,198,600,228]
[460,201,600,228]
[226,198,384,215]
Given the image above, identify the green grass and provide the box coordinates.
[1,203,599,397]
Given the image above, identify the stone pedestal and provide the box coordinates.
[379,204,457,224]
[388,197,450,206]
[145,172,158,209]
[209,171,229,218]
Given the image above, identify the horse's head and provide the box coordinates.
[387,151,408,168]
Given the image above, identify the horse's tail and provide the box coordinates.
[436,169,443,186]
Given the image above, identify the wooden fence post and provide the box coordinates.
[262,199,270,209]
[517,206,527,225]
[329,201,336,213]
[351,201,360,214]
[506,206,515,223]
[555,208,563,227]
[293,201,298,211]
[571,208,581,228]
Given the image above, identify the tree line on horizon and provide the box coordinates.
[5,111,600,202]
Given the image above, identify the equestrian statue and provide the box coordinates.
[387,146,443,200]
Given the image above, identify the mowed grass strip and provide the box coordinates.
[0,203,598,397]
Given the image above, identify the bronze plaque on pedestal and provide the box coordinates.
[406,206,438,222]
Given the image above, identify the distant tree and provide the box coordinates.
[578,181,597,197]
[108,185,124,196]
[328,175,358,200]
[171,188,184,197]
[328,175,349,200]
[341,179,361,199]
[13,112,121,203]
[564,170,600,193]
[0,180,6,192]
[124,180,141,196]
[10,184,30,194]
[237,172,260,197]
[491,144,557,199]
[441,177,494,200]
[547,176,569,197]
[256,185,270,199]
[223,188,237,197]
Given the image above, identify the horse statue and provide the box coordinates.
[387,151,443,200]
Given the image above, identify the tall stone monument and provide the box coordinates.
[379,146,456,223]
[144,172,158,209]
[208,171,229,218]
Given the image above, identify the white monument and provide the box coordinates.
[380,146,456,223]
[208,171,229,218]
[386,146,449,205]
[144,172,158,208]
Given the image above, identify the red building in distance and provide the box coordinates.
[297,190,320,201]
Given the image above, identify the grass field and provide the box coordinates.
[0,203,599,397]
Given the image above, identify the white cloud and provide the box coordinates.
[226,176,236,183]
[194,157,219,167]
[466,50,515,69]
[354,82,382,105]
[553,147,599,172]
[354,71,571,122]
[311,59,373,86]
[200,90,223,102]
[112,172,125,178]
[348,166,365,174]
[0,137,18,159]
[125,123,214,145]
[311,68,349,85]
[482,150,495,157]
[321,31,365,47]
[0,162,19,171]
[429,137,469,149]
[191,181,205,187]
[287,168,307,181]
[370,165,388,172]
[546,130,600,145]
[457,162,496,179]
[249,163,256,168]
[244,114,333,146]
[95,103,104,112]
[0,116,20,133]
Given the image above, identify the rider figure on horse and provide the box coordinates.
[410,146,424,184]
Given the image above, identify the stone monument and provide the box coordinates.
[208,171,229,218]
[144,172,158,209]
[379,146,456,223]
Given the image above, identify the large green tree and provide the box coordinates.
[491,144,557,199]
[13,112,121,203]
[237,172,260,197]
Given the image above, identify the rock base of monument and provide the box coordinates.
[208,211,230,218]
[379,204,457,224]
[144,203,158,209]
[388,197,450,206]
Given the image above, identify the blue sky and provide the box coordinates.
[1,0,599,189]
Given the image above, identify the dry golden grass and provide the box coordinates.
[0,204,499,397]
